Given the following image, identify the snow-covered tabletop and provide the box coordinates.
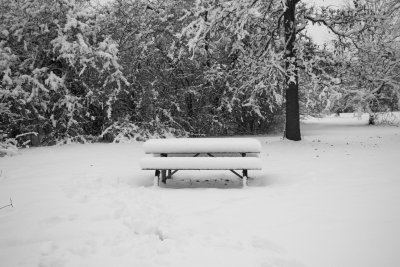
[143,138,262,154]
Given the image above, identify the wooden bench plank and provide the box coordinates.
[143,138,262,154]
[140,157,262,170]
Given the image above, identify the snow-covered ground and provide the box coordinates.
[1,114,400,267]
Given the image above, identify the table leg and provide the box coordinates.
[242,169,248,187]
[154,170,160,186]
[161,170,167,184]
[242,153,247,187]
[161,153,167,184]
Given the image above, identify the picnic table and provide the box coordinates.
[140,138,262,187]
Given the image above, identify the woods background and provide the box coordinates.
[1,0,399,148]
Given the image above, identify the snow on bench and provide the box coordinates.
[140,138,262,187]
[140,157,262,170]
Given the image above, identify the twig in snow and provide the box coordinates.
[0,198,13,210]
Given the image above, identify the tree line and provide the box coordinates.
[1,0,399,149]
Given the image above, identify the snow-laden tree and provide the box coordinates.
[181,0,348,140]
[96,0,282,137]
[343,0,399,120]
[94,0,199,139]
[181,0,400,138]
[306,0,400,121]
[180,0,291,135]
[0,0,127,145]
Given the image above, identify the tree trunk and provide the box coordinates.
[368,113,375,125]
[284,0,301,141]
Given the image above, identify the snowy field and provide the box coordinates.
[1,114,400,267]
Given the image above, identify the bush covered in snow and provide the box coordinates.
[0,0,128,146]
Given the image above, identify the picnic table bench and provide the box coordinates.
[140,138,262,187]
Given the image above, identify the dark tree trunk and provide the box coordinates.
[284,0,301,141]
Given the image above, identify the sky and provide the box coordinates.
[304,0,350,46]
